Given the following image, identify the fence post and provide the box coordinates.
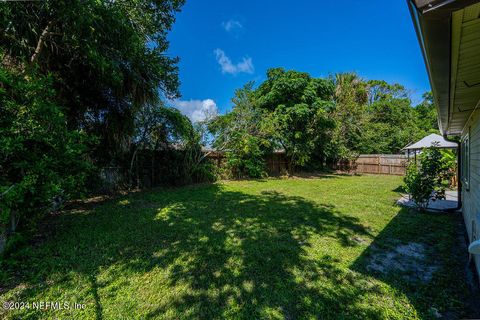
[377,155,380,174]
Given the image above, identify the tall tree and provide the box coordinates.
[209,83,270,178]
[359,80,420,153]
[415,92,439,134]
[1,0,184,164]
[256,68,335,171]
[330,73,368,161]
[0,0,186,236]
[210,68,336,174]
[211,69,440,177]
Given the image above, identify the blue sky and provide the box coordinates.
[167,0,431,121]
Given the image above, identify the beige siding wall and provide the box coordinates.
[461,108,480,277]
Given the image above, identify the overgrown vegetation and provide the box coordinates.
[129,104,216,186]
[0,0,192,240]
[0,67,92,236]
[404,145,455,210]
[210,69,439,178]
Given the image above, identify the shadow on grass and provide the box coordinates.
[392,185,407,193]
[287,171,342,179]
[350,208,480,319]
[1,183,391,319]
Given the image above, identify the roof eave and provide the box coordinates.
[407,0,480,136]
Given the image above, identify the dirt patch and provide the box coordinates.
[367,242,438,282]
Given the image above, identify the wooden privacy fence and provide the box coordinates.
[351,154,407,175]
[206,151,289,176]
[98,152,407,194]
[207,151,406,176]
[265,152,289,175]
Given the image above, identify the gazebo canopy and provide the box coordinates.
[403,133,457,151]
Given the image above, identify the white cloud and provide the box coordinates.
[222,19,243,32]
[171,99,218,123]
[214,49,254,75]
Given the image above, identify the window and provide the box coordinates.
[462,132,470,190]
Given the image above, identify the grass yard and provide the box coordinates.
[0,174,474,319]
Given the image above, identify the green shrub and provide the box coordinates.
[404,145,454,211]
[224,135,267,179]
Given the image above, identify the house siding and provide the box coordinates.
[461,107,480,278]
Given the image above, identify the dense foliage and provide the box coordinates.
[211,68,438,177]
[1,0,185,164]
[257,69,336,171]
[0,1,189,242]
[0,67,91,231]
[209,83,269,178]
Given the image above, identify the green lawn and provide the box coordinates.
[0,174,473,319]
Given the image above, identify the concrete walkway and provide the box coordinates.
[397,191,458,212]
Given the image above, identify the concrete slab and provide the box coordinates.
[397,191,458,212]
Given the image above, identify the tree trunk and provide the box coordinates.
[287,155,295,175]
[0,224,6,254]
[31,21,53,63]
[10,210,16,233]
